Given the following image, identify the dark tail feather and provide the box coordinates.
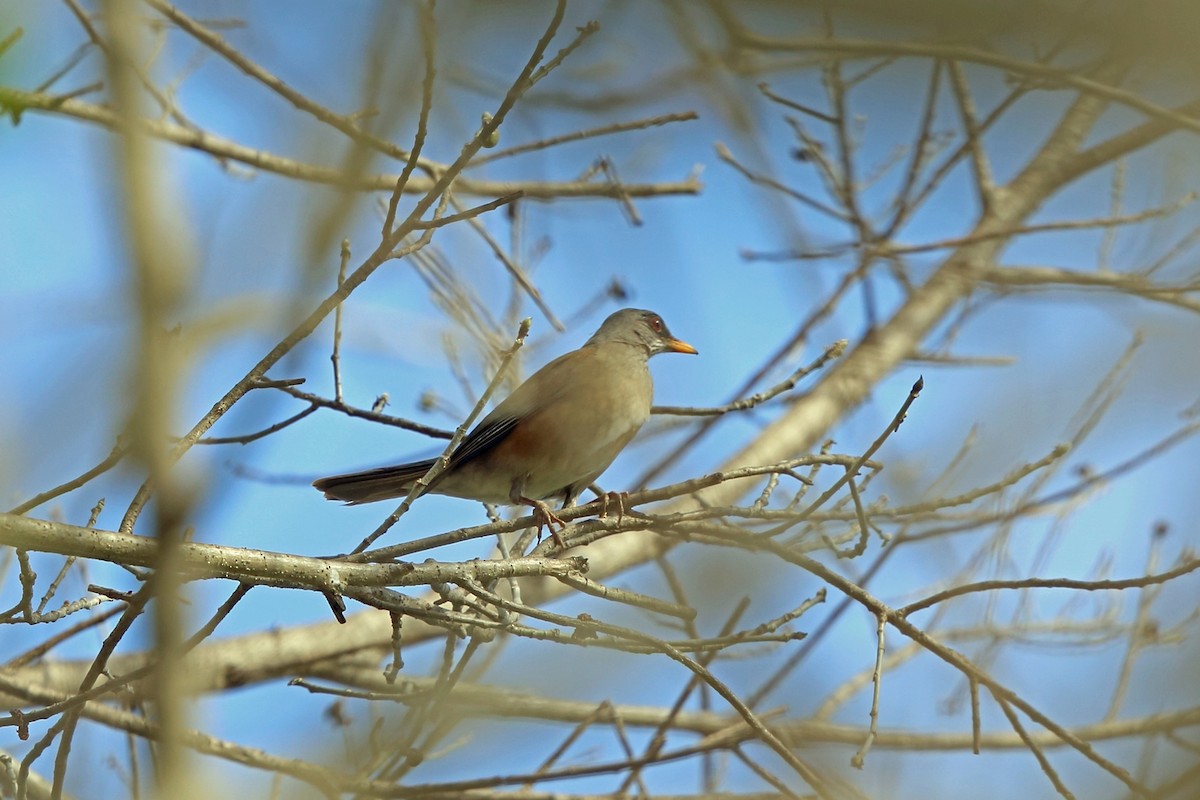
[312,459,438,504]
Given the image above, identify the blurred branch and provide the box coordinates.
[0,88,701,199]
[733,32,1200,136]
[982,265,1200,314]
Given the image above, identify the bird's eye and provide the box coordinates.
[650,316,663,332]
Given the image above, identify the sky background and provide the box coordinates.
[2,2,1199,798]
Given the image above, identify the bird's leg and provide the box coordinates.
[519,496,567,547]
[597,490,629,524]
[511,479,567,547]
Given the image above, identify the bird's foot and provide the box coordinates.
[522,497,567,548]
[597,490,629,524]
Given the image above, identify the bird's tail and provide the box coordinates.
[312,459,438,504]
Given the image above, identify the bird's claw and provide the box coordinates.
[598,490,629,524]
[526,498,568,548]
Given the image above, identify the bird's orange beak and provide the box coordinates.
[666,338,698,355]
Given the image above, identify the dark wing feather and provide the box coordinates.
[446,415,521,469]
[443,348,581,469]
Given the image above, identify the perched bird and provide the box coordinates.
[313,308,697,545]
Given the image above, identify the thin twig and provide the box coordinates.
[274,384,452,439]
[790,375,924,525]
[332,238,350,403]
[898,558,1200,618]
[654,339,847,416]
[472,110,698,164]
[7,438,128,515]
[850,613,886,769]
[994,694,1077,799]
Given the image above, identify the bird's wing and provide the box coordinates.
[447,349,581,468]
[446,415,521,468]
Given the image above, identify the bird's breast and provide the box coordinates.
[512,355,652,497]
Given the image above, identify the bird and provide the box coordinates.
[313,308,697,546]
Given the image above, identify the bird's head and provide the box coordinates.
[587,308,698,358]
